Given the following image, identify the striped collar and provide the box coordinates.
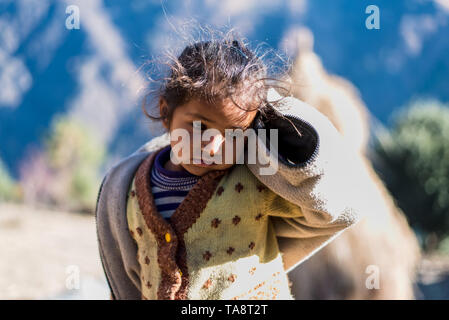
[152,145,200,191]
[154,145,197,178]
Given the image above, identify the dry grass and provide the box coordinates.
[0,202,108,299]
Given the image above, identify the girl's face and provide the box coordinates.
[160,97,258,176]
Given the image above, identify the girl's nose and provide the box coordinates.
[202,134,224,156]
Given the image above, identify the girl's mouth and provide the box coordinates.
[192,159,216,167]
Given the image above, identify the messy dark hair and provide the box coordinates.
[141,29,292,128]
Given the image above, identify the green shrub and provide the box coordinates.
[373,99,449,250]
[0,158,20,202]
[42,115,106,213]
[437,235,449,255]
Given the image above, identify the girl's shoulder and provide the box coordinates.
[218,164,272,198]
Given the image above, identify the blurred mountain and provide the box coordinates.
[1,0,448,178]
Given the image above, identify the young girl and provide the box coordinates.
[95,36,363,300]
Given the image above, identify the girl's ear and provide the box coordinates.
[159,97,170,130]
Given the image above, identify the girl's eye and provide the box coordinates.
[192,122,207,131]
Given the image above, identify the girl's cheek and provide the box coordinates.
[234,141,245,163]
[170,127,194,163]
[221,138,243,164]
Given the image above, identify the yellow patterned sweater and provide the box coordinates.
[96,90,367,300]
[126,146,350,300]
[127,151,298,300]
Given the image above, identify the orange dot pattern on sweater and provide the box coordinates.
[257,185,266,192]
[146,281,152,289]
[226,247,235,255]
[144,256,150,265]
[202,279,212,289]
[130,190,136,197]
[249,242,255,250]
[255,213,263,221]
[136,227,143,236]
[230,271,282,300]
[235,183,243,193]
[228,274,237,282]
[232,215,241,225]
